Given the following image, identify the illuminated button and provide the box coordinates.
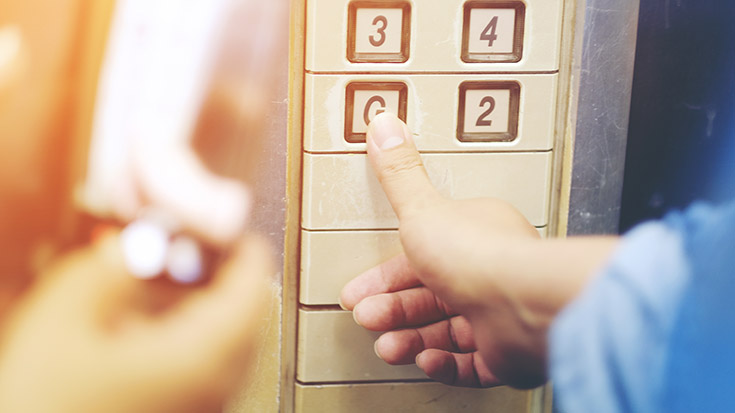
[348,2,411,63]
[457,81,520,142]
[345,82,407,143]
[462,2,525,63]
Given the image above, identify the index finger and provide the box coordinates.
[366,113,441,221]
[339,254,421,310]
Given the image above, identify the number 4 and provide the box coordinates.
[480,16,498,47]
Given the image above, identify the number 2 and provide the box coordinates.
[476,96,495,126]
[369,15,388,47]
[480,16,498,47]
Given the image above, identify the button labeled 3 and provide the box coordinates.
[345,82,407,143]
[348,2,411,63]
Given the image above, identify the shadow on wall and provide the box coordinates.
[620,0,735,232]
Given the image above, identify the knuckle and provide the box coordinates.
[379,151,425,182]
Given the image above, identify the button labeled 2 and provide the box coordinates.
[462,2,525,63]
[457,81,520,142]
[345,82,407,143]
[348,2,411,63]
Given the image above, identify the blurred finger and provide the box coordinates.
[150,234,275,385]
[133,144,252,247]
[44,231,137,326]
[340,254,421,310]
[353,287,455,331]
[374,316,474,365]
[0,25,24,93]
[416,349,500,388]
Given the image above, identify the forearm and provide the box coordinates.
[498,236,620,328]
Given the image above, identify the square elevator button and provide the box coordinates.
[348,2,411,63]
[344,82,408,143]
[461,2,525,63]
[457,81,520,142]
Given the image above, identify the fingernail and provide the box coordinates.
[374,339,384,360]
[352,305,362,327]
[415,352,424,368]
[121,219,169,280]
[338,296,348,311]
[369,112,405,150]
[166,235,203,284]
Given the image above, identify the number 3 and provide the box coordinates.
[369,15,387,47]
[476,96,496,126]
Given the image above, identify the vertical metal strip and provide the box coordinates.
[567,0,640,235]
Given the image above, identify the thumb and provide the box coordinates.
[133,143,252,247]
[366,112,440,220]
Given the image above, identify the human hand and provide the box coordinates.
[0,232,274,413]
[341,254,504,388]
[341,113,571,389]
[83,0,285,247]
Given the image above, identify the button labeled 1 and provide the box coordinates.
[345,82,407,143]
[457,81,520,142]
[348,2,411,63]
[462,2,525,63]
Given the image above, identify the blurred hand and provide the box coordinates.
[0,232,275,413]
[341,113,617,389]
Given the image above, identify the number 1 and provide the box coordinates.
[480,16,498,47]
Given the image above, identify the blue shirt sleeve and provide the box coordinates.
[549,202,734,413]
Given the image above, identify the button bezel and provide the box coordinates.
[461,1,526,63]
[347,1,412,63]
[344,81,408,143]
[457,81,521,142]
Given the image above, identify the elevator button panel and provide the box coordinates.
[295,0,563,409]
[303,74,557,152]
[302,152,553,230]
[300,227,548,306]
[298,309,426,382]
[306,0,563,72]
[294,382,531,413]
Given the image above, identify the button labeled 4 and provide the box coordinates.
[462,2,525,63]
[345,82,408,143]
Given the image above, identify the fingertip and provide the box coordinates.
[338,264,383,311]
[373,339,384,361]
[416,349,454,383]
[120,219,169,280]
[415,351,426,370]
[367,112,408,152]
[338,294,349,311]
[351,302,363,327]
[339,278,361,311]
[351,296,391,331]
[374,332,413,365]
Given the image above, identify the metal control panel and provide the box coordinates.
[290,1,564,411]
